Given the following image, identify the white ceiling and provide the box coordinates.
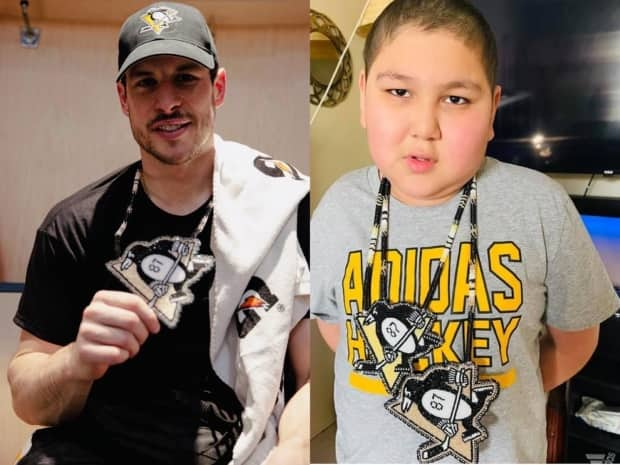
[0,0,307,26]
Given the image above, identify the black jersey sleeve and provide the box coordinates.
[14,229,84,346]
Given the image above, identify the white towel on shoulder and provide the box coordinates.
[209,135,309,465]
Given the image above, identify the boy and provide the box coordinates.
[311,0,619,463]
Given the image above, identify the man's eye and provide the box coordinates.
[388,89,410,97]
[136,77,156,88]
[176,74,198,83]
[445,95,469,105]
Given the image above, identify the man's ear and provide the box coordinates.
[116,81,129,117]
[359,70,367,129]
[213,68,226,108]
[488,84,502,141]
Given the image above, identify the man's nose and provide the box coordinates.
[154,81,182,114]
[409,100,441,141]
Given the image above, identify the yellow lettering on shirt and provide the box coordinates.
[340,244,524,394]
[342,251,363,316]
[472,319,491,367]
[403,248,417,303]
[345,318,367,365]
[452,243,491,313]
[493,316,522,365]
[419,247,450,314]
[370,250,403,303]
[489,242,523,313]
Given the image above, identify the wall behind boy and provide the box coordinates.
[309,0,620,447]
[310,0,372,442]
[310,0,371,212]
[309,1,620,209]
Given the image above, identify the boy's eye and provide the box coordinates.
[388,89,410,98]
[445,95,469,105]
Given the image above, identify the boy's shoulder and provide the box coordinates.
[313,166,377,226]
[323,166,377,199]
[481,157,576,224]
[482,157,567,197]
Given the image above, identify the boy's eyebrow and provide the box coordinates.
[375,72,483,93]
[442,80,482,92]
[376,71,415,83]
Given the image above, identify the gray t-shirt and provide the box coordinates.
[311,158,619,463]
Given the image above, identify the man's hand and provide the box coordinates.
[265,383,309,465]
[68,290,160,381]
[8,290,160,425]
[264,439,308,465]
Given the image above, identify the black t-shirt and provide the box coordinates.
[15,162,247,464]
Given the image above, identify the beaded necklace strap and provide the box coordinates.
[362,177,479,361]
[112,166,213,257]
[464,177,479,363]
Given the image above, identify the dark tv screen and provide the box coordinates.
[471,0,620,174]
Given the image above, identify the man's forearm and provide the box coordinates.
[278,382,309,446]
[264,382,310,465]
[8,343,93,426]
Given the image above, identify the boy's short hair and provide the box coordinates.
[363,0,498,88]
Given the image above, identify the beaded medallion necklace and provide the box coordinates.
[106,166,215,329]
[355,176,499,464]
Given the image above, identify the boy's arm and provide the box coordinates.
[539,324,599,392]
[265,318,310,465]
[317,319,339,352]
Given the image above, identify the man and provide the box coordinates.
[8,3,309,464]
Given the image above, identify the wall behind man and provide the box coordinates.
[0,6,307,462]
[0,19,307,282]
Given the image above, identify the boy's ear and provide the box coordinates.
[116,81,129,117]
[359,70,367,129]
[488,85,502,141]
[213,68,227,108]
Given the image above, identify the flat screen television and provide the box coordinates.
[571,196,620,295]
[471,0,620,174]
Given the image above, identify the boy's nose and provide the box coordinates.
[409,103,441,141]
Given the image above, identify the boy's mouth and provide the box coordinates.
[407,153,435,162]
[405,154,435,173]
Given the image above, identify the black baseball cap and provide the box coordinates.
[116,2,217,81]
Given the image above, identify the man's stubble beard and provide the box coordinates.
[129,113,214,166]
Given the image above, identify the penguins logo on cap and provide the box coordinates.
[140,6,182,35]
